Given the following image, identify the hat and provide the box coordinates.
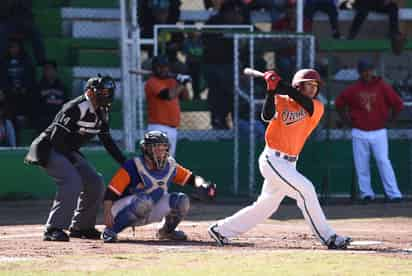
[149,0,170,10]
[357,58,374,73]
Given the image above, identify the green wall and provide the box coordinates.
[1,140,411,199]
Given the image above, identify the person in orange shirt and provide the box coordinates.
[145,55,190,156]
[208,69,352,249]
[101,130,216,242]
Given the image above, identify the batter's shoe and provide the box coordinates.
[101,228,118,243]
[69,227,101,240]
[326,234,352,249]
[43,228,69,242]
[156,228,188,241]
[208,224,228,246]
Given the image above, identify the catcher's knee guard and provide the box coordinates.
[161,193,190,233]
[112,193,153,233]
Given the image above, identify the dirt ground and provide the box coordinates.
[0,199,412,261]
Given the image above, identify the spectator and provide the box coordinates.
[33,60,67,134]
[272,3,310,81]
[0,38,35,142]
[145,56,190,156]
[304,0,341,39]
[346,0,400,40]
[0,91,16,147]
[182,30,203,100]
[378,32,412,98]
[0,0,46,65]
[138,0,186,70]
[202,0,248,129]
[335,58,403,203]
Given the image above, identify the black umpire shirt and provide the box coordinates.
[25,94,125,166]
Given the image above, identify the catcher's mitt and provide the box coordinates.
[192,176,217,201]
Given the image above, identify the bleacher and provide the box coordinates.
[22,0,412,144]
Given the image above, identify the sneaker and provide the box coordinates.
[208,224,228,246]
[101,228,118,243]
[326,234,352,250]
[69,227,101,240]
[43,228,69,242]
[156,228,188,241]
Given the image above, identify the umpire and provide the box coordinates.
[25,75,126,242]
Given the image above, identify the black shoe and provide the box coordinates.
[385,197,402,204]
[208,224,228,246]
[326,234,352,250]
[69,227,101,240]
[43,228,69,242]
[360,196,374,205]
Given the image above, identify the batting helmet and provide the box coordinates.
[291,69,322,88]
[140,130,170,170]
[86,75,116,108]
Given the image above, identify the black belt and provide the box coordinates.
[275,151,297,162]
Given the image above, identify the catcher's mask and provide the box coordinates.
[87,75,116,108]
[291,69,322,97]
[140,131,170,170]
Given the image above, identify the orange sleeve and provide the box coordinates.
[173,164,192,186]
[108,168,131,196]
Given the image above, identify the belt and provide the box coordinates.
[275,151,297,162]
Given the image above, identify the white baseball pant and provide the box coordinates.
[215,146,336,244]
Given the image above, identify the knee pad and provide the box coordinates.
[113,194,153,233]
[169,192,190,218]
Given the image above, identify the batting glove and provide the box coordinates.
[263,71,281,91]
[176,74,192,85]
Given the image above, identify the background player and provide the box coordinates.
[208,69,352,249]
[145,55,191,156]
[101,130,216,243]
[24,75,126,242]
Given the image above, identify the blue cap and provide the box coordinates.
[357,58,374,73]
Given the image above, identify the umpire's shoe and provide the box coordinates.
[43,228,69,242]
[69,227,101,240]
[156,228,188,241]
[208,224,228,246]
[326,234,352,250]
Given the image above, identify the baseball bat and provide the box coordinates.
[243,67,265,78]
[128,69,152,75]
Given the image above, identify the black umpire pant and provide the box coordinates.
[44,150,105,231]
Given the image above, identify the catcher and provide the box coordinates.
[101,130,216,242]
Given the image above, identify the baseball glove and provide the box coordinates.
[192,176,217,201]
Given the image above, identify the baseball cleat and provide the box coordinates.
[326,234,352,250]
[101,228,118,243]
[69,227,101,240]
[43,228,69,242]
[156,229,188,241]
[208,224,228,246]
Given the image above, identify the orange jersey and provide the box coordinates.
[107,157,192,202]
[265,95,324,156]
[145,76,181,127]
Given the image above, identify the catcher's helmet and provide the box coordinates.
[86,75,116,107]
[291,69,322,88]
[140,130,170,170]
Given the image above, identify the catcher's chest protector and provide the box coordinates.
[133,156,176,197]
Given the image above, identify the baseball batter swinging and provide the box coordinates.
[208,69,352,249]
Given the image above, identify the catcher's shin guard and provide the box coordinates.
[112,194,153,233]
[160,193,190,233]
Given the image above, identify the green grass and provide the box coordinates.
[1,251,411,275]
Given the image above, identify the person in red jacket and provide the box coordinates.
[335,58,404,203]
